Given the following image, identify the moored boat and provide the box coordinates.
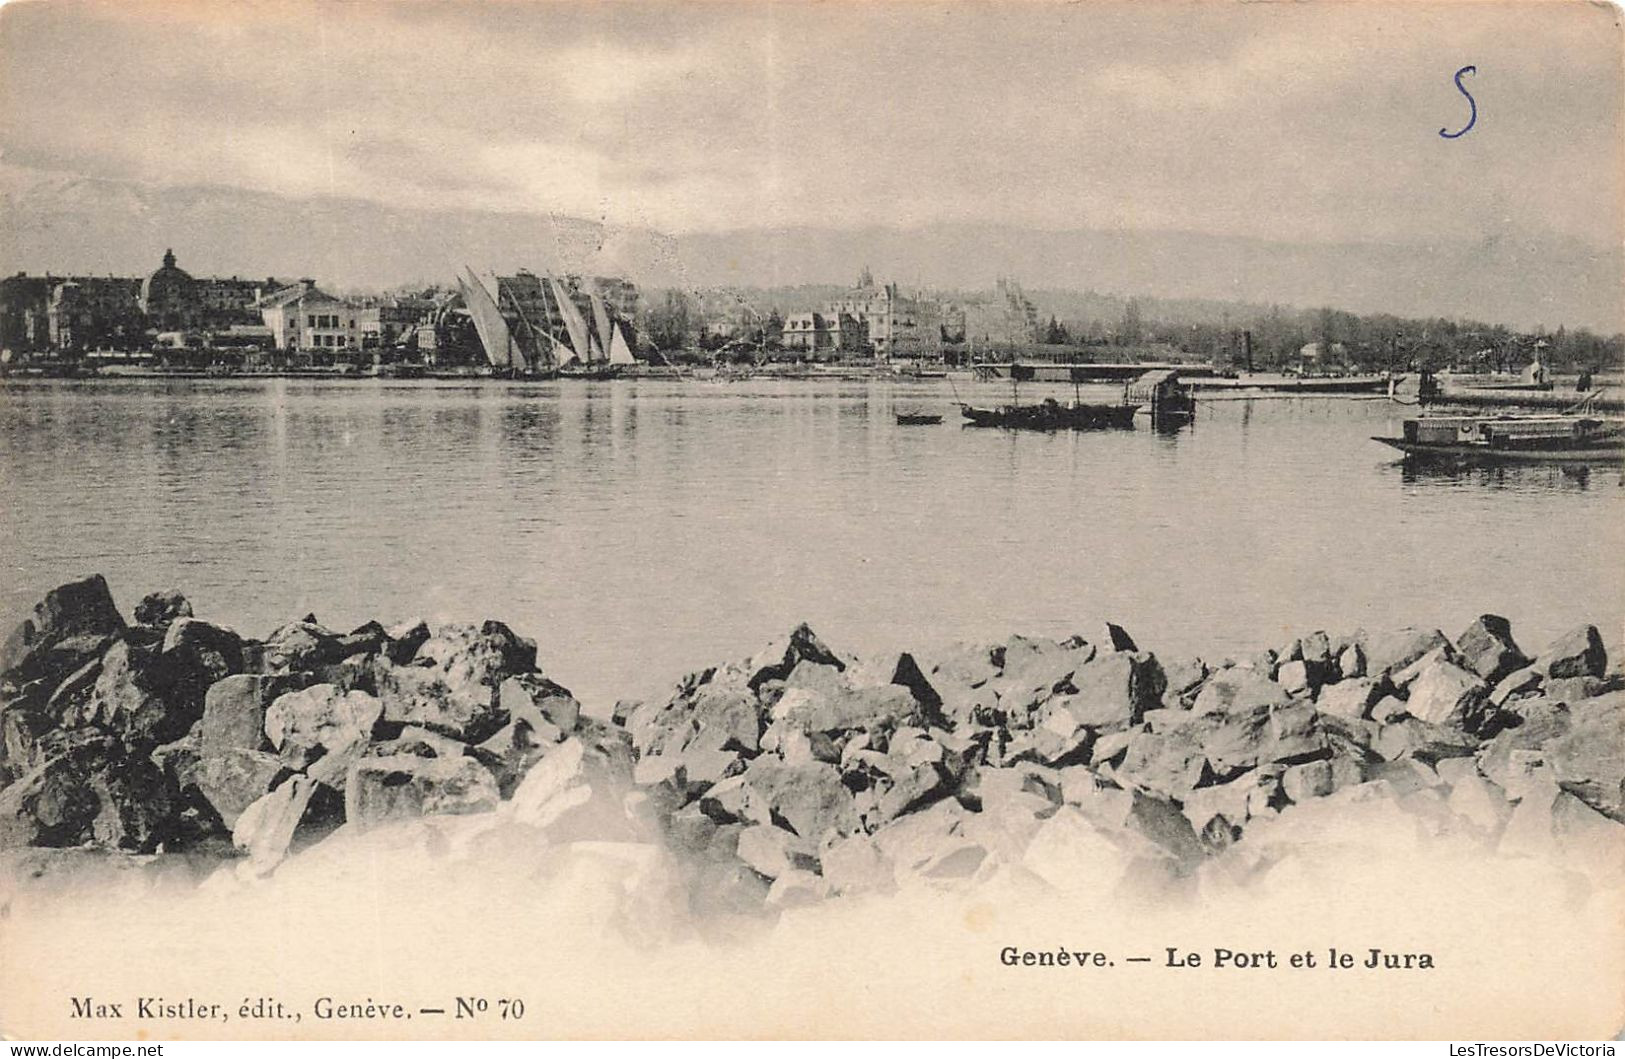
[896,412,943,425]
[1372,413,1625,462]
[959,398,1139,431]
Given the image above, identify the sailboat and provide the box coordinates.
[608,322,637,366]
[459,267,529,375]
[548,275,616,379]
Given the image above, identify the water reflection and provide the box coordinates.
[1392,454,1623,492]
[1,378,1619,707]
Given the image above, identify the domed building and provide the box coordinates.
[139,249,197,331]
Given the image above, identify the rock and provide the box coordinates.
[374,622,535,743]
[74,639,193,747]
[499,674,580,733]
[0,575,126,679]
[1262,703,1330,765]
[384,619,431,665]
[765,869,827,910]
[200,674,306,757]
[1403,658,1491,732]
[232,774,318,873]
[736,758,860,843]
[345,754,500,830]
[1364,627,1451,677]
[883,652,945,720]
[1542,676,1616,705]
[735,824,818,879]
[1369,695,1409,724]
[265,683,382,755]
[133,590,193,628]
[1544,692,1625,822]
[197,748,285,828]
[772,683,918,742]
[0,735,174,852]
[260,618,346,673]
[1476,698,1571,792]
[1124,789,1204,863]
[1539,625,1607,679]
[1160,655,1208,706]
[1445,771,1512,835]
[1057,652,1165,728]
[1282,759,1335,802]
[1100,623,1137,652]
[161,618,245,687]
[1335,642,1366,680]
[1373,717,1479,765]
[821,832,894,895]
[991,636,1093,712]
[1455,615,1528,684]
[1116,720,1211,798]
[1191,668,1290,716]
[1489,667,1544,708]
[1275,660,1315,696]
[1316,677,1383,720]
[746,624,845,691]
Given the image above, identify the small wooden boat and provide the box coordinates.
[1372,413,1625,462]
[895,412,944,425]
[960,398,1139,431]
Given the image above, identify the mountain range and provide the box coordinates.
[2,169,1619,334]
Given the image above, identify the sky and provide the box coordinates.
[0,0,1621,323]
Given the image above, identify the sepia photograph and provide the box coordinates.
[0,0,1621,1043]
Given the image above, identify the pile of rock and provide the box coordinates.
[0,576,626,874]
[2,576,1620,908]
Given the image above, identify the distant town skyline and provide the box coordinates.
[1,1,1621,332]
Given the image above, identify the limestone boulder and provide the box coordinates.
[1403,658,1491,732]
[345,754,500,830]
[200,673,308,758]
[1363,627,1451,677]
[1191,668,1290,716]
[1538,625,1607,680]
[1544,692,1625,822]
[265,683,381,756]
[1455,615,1528,684]
[1057,651,1165,728]
[0,575,126,681]
[0,734,175,852]
[197,748,286,829]
[132,590,192,629]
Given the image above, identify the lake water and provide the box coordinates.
[2,377,1620,708]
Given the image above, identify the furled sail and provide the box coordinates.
[548,275,593,367]
[459,267,514,370]
[608,322,637,366]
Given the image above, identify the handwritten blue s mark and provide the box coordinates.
[1439,65,1477,139]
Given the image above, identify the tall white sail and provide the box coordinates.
[589,283,613,364]
[459,267,514,370]
[548,276,593,367]
[608,322,637,366]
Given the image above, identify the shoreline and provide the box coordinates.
[2,575,1621,907]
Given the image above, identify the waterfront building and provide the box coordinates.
[47,276,144,350]
[257,280,361,356]
[139,250,272,332]
[781,311,866,357]
[824,268,957,360]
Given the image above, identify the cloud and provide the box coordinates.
[0,0,1619,260]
